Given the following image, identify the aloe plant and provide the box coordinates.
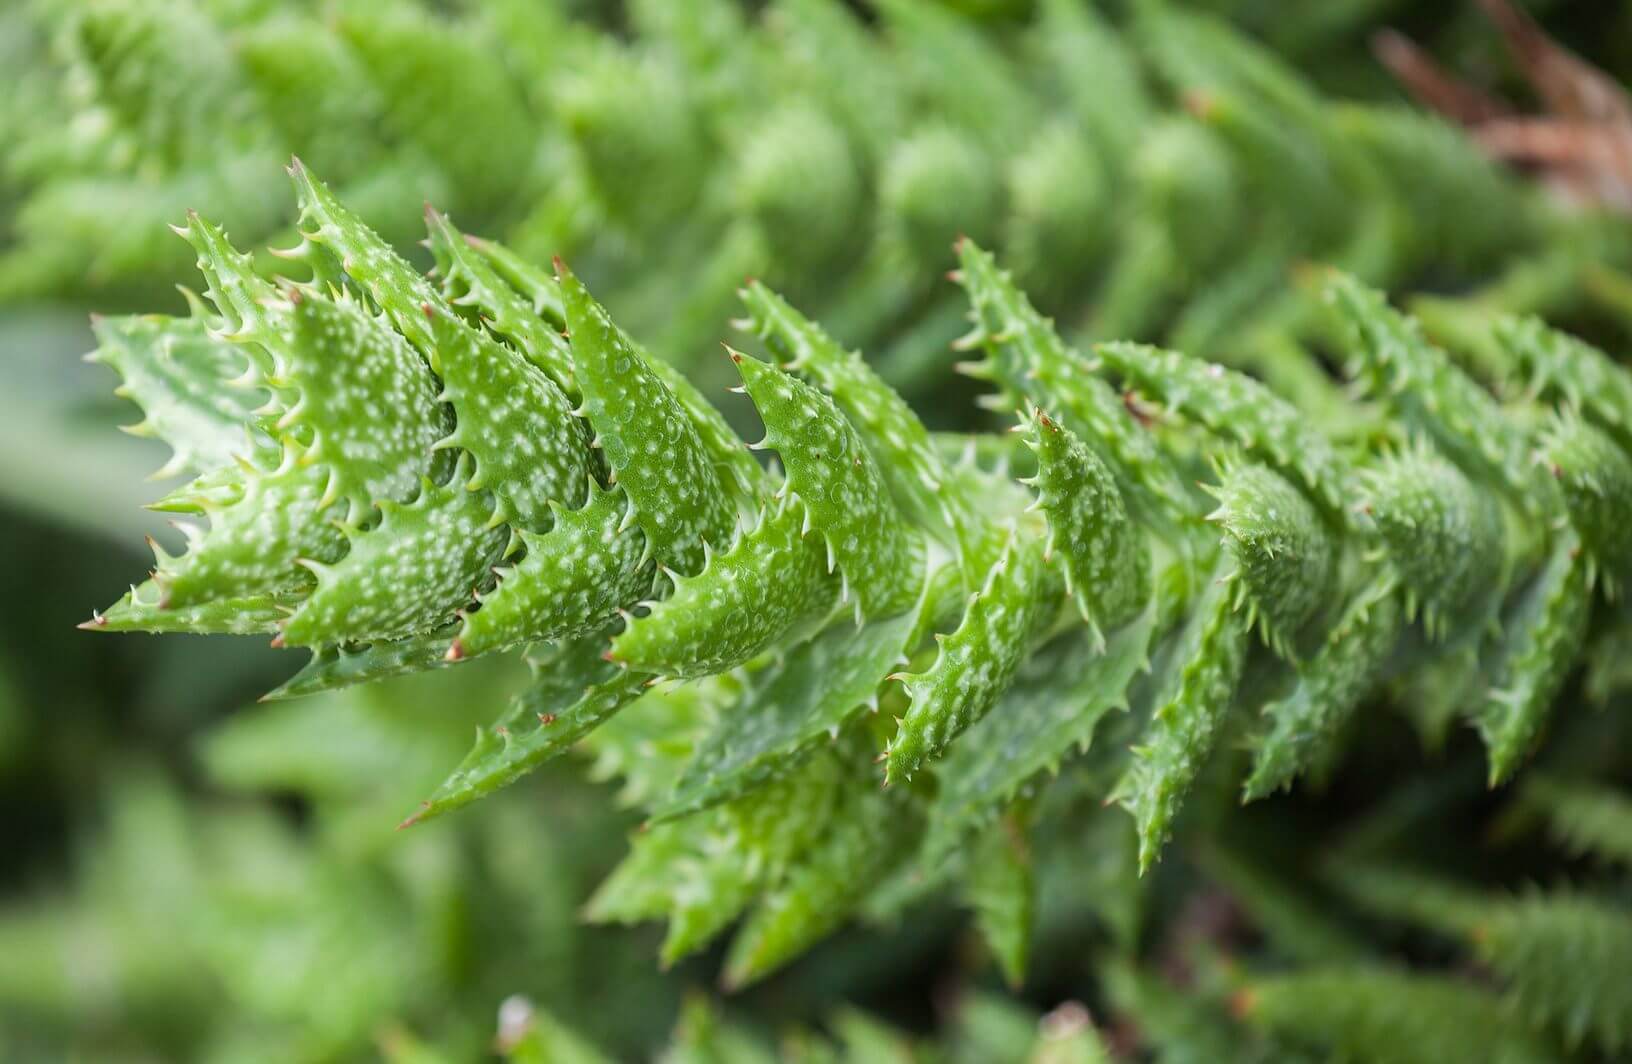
[79,165,1632,1009]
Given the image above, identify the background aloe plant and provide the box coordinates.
[6,2,1632,1062]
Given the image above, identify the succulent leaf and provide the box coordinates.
[926,611,1157,864]
[1241,969,1557,1064]
[275,288,451,524]
[954,240,1197,538]
[739,280,974,552]
[610,498,837,678]
[425,208,576,393]
[722,779,919,990]
[262,628,461,702]
[1498,315,1632,450]
[1358,442,1507,638]
[1477,533,1593,784]
[88,310,267,478]
[1537,413,1632,596]
[887,531,1046,783]
[732,350,922,619]
[962,813,1034,989]
[279,456,507,647]
[1113,562,1250,871]
[1244,584,1402,799]
[454,482,652,660]
[410,637,648,825]
[1209,462,1337,660]
[558,266,737,576]
[1095,340,1355,520]
[89,580,295,636]
[656,593,928,821]
[422,303,592,529]
[1326,272,1539,511]
[1019,407,1150,638]
[152,445,345,608]
[287,159,449,361]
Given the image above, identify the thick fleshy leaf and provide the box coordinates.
[1019,407,1149,639]
[1244,585,1402,799]
[926,609,1157,863]
[173,212,286,378]
[288,158,448,362]
[589,747,845,967]
[580,677,727,810]
[722,782,919,989]
[154,443,345,608]
[88,579,296,636]
[1112,562,1249,871]
[1095,341,1355,520]
[423,303,592,529]
[1477,892,1632,1055]
[462,235,765,507]
[280,457,507,646]
[610,498,837,678]
[739,281,974,551]
[1326,273,1539,512]
[1498,315,1632,451]
[962,813,1034,989]
[645,353,768,510]
[1209,462,1336,660]
[733,350,922,619]
[261,628,460,701]
[1240,969,1557,1064]
[1477,533,1592,784]
[1538,413,1632,596]
[454,481,652,659]
[407,635,648,825]
[558,265,737,575]
[953,239,1196,536]
[887,531,1046,783]
[274,289,450,523]
[425,207,576,393]
[88,310,265,478]
[655,594,928,821]
[1359,442,1507,638]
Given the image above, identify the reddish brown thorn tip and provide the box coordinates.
[1183,90,1218,120]
[396,801,431,831]
[444,639,465,662]
[537,713,556,726]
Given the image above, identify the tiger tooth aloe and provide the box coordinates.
[84,173,1632,983]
